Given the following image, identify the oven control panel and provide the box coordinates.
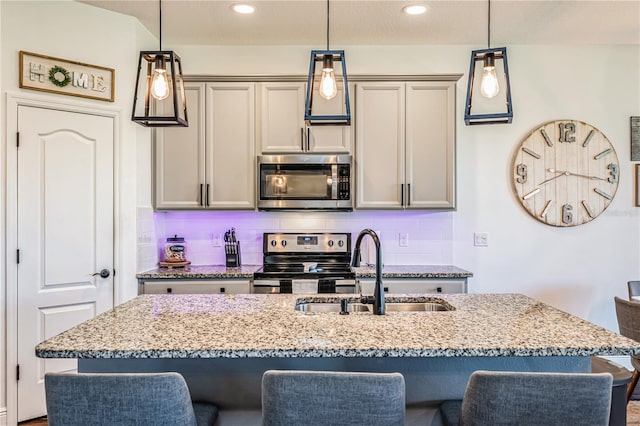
[264,233,350,253]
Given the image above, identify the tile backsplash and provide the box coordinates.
[146,210,454,269]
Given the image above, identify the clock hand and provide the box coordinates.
[547,168,607,181]
[537,172,565,186]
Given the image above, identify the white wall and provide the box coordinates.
[157,43,640,335]
[1,0,155,421]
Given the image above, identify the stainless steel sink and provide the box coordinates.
[384,302,451,312]
[295,299,454,313]
[295,303,370,313]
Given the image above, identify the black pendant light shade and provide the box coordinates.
[131,0,188,127]
[305,50,351,125]
[464,0,513,125]
[464,47,512,125]
[132,51,187,127]
[304,0,351,126]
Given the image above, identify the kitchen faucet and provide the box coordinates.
[351,229,385,315]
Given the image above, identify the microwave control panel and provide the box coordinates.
[338,165,350,200]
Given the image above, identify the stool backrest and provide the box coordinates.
[262,370,405,426]
[45,372,198,426]
[615,296,640,343]
[459,370,612,426]
[628,281,640,301]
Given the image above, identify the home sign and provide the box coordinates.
[19,51,115,102]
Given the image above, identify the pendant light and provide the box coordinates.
[464,0,512,125]
[304,0,351,126]
[132,0,188,127]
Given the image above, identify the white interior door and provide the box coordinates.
[16,106,114,421]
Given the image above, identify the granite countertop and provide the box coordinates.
[136,265,261,279]
[353,265,473,279]
[36,293,639,359]
[136,264,472,280]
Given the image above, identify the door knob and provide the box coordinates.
[92,269,111,279]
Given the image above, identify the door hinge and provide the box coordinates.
[16,364,20,381]
[16,249,20,264]
[16,131,20,148]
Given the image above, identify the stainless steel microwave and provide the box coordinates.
[257,154,352,211]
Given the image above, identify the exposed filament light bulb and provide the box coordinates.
[150,56,171,100]
[480,53,499,99]
[319,56,338,100]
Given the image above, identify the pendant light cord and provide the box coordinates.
[159,0,163,51]
[487,0,491,48]
[326,0,330,50]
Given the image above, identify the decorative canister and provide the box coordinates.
[163,235,188,262]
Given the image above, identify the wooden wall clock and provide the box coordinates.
[512,120,619,226]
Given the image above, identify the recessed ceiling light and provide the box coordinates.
[402,4,427,15]
[232,4,255,14]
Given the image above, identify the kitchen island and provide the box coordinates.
[36,293,640,416]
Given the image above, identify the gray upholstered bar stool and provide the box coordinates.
[615,295,640,401]
[261,370,405,426]
[439,370,613,426]
[45,372,218,426]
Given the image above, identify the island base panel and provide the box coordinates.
[78,356,590,409]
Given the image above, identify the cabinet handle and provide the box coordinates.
[199,184,203,207]
[220,287,226,293]
[206,183,210,207]
[300,128,305,151]
[307,128,311,151]
[167,287,173,294]
[437,287,442,293]
[383,287,389,292]
[401,184,404,206]
[407,183,411,207]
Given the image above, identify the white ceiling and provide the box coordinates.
[76,0,640,46]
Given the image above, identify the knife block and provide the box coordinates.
[225,241,241,267]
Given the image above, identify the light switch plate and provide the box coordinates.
[399,233,409,247]
[474,232,489,247]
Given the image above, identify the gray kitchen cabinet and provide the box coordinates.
[258,82,351,154]
[358,278,467,295]
[355,81,456,210]
[140,279,251,295]
[154,82,255,210]
[154,83,205,209]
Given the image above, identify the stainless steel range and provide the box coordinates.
[252,232,356,294]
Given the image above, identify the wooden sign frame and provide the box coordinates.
[636,164,640,207]
[632,117,640,161]
[19,51,114,102]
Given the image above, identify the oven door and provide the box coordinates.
[251,278,356,294]
[251,279,284,294]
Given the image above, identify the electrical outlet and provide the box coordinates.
[399,233,409,247]
[474,232,489,247]
[213,234,222,247]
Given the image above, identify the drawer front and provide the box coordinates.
[358,278,466,295]
[141,280,251,295]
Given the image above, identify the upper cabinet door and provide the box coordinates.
[154,82,206,209]
[355,82,405,209]
[405,82,456,209]
[205,83,256,209]
[258,82,306,153]
[258,82,351,153]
